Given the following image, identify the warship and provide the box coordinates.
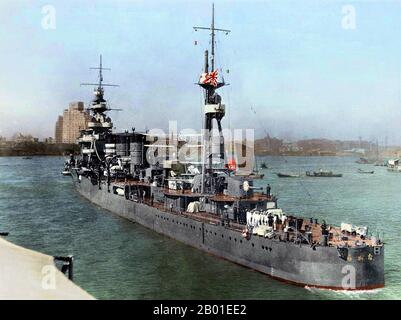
[67,6,384,290]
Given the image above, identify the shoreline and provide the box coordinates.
[0,142,79,157]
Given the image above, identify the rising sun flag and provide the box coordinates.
[200,70,218,87]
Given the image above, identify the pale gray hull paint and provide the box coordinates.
[72,173,384,290]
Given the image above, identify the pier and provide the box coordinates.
[0,237,94,300]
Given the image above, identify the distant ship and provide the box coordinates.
[65,6,384,290]
[356,157,371,164]
[306,170,343,178]
[358,169,374,174]
[276,173,300,178]
[387,159,401,172]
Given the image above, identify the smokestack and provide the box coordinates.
[204,50,209,73]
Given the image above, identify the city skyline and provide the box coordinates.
[0,0,401,144]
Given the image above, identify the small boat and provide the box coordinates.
[62,163,71,176]
[235,170,264,179]
[22,157,32,160]
[356,157,369,164]
[252,157,264,178]
[260,163,268,169]
[306,170,342,177]
[248,172,265,179]
[358,169,374,174]
[276,173,300,178]
[387,159,401,172]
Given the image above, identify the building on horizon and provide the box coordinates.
[44,137,55,144]
[12,133,37,143]
[54,102,90,144]
[55,116,63,143]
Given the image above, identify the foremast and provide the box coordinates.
[194,4,231,194]
[79,55,119,164]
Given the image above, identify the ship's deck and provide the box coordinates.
[112,179,379,248]
[115,180,272,201]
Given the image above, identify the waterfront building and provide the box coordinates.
[54,102,90,144]
[55,116,63,143]
[12,133,36,143]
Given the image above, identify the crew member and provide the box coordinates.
[268,214,274,227]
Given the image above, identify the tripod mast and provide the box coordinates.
[194,4,230,193]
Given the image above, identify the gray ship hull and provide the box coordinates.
[72,172,384,290]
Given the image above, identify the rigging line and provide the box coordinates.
[297,178,313,199]
[94,138,102,162]
[216,37,227,85]
[227,81,232,131]
[251,106,314,200]
[199,88,203,130]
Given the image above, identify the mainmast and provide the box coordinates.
[194,3,230,104]
[194,4,230,193]
[211,4,215,71]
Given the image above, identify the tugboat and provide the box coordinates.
[66,5,384,290]
[387,159,401,172]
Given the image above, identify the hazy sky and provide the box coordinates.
[0,0,401,144]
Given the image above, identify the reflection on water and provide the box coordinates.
[0,156,400,299]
